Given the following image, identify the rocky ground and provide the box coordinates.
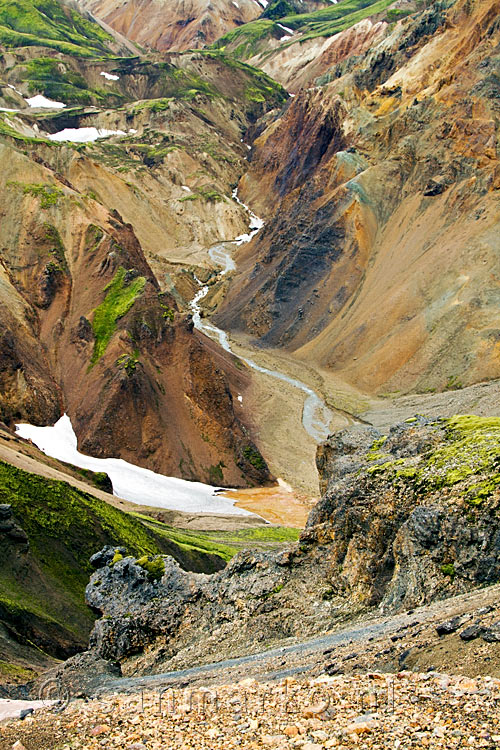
[3,664,500,748]
[3,557,500,749]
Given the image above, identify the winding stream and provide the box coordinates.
[191,192,333,444]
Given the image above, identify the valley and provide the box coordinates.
[0,0,498,745]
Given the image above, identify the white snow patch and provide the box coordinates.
[257,0,268,6]
[233,1,239,6]
[0,700,55,722]
[7,83,23,96]
[15,415,254,516]
[48,127,127,143]
[277,23,294,34]
[279,35,293,42]
[237,395,243,403]
[128,128,137,134]
[0,107,19,112]
[181,185,191,192]
[26,94,66,109]
[100,71,120,81]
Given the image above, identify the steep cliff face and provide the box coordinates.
[72,414,500,675]
[216,0,500,395]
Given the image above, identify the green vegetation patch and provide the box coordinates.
[136,555,165,582]
[0,460,166,634]
[7,181,63,208]
[20,56,118,106]
[212,0,399,58]
[242,445,267,471]
[179,187,225,203]
[0,459,231,658]
[0,115,52,145]
[133,513,301,561]
[90,267,146,364]
[363,415,500,502]
[0,0,115,57]
[211,19,276,60]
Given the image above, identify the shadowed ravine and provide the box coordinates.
[190,193,335,444]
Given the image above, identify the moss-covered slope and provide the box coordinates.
[211,0,399,60]
[0,0,115,56]
[0,459,227,670]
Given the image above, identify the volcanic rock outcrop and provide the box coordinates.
[70,414,500,676]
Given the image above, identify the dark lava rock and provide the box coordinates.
[0,504,28,549]
[89,545,126,569]
[36,650,122,699]
[459,622,484,641]
[423,177,447,196]
[482,625,500,643]
[436,615,470,636]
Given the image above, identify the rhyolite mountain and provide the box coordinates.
[215,0,500,396]
[0,9,287,486]
[75,0,331,52]
[0,0,499,696]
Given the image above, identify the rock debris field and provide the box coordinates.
[2,671,500,750]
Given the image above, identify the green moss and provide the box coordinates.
[43,222,67,269]
[208,462,225,485]
[445,374,463,391]
[90,267,146,364]
[367,435,388,462]
[0,0,115,57]
[211,19,276,60]
[8,181,63,208]
[116,349,141,376]
[160,304,175,321]
[180,187,225,203]
[0,115,51,144]
[131,97,173,114]
[262,0,295,19]
[0,460,167,641]
[262,582,284,599]
[245,86,266,103]
[111,550,124,565]
[0,458,233,659]
[136,555,165,582]
[0,661,35,679]
[84,224,104,254]
[441,563,455,578]
[363,415,500,503]
[21,57,100,105]
[212,0,399,58]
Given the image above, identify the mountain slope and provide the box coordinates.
[77,0,264,51]
[0,27,286,486]
[210,0,404,89]
[0,0,126,55]
[75,0,332,53]
[215,0,500,395]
